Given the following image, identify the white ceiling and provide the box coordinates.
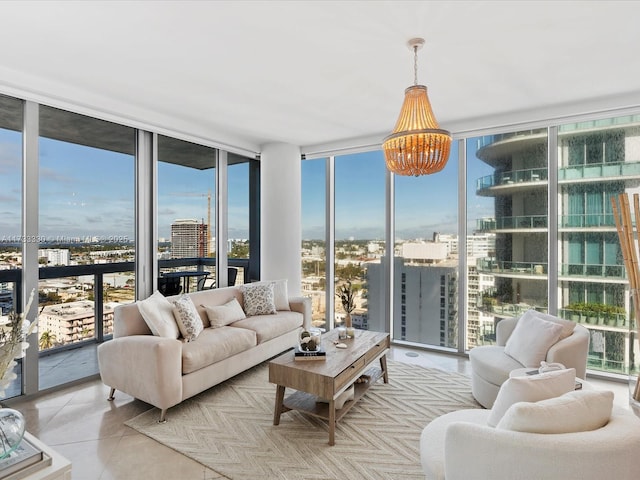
[1,0,639,156]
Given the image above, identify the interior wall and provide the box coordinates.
[260,142,302,296]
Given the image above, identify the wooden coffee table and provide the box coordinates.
[268,329,390,445]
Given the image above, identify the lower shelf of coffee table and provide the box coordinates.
[282,366,384,422]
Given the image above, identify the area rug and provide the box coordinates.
[125,360,479,480]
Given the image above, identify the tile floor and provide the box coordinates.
[5,346,631,480]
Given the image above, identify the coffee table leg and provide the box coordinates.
[273,385,285,425]
[380,355,389,383]
[328,398,336,446]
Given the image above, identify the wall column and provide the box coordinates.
[260,143,302,296]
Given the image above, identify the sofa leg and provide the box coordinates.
[107,388,116,401]
[158,409,167,424]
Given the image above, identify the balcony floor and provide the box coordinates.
[5,345,630,480]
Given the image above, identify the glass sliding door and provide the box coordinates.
[394,142,459,348]
[38,105,135,389]
[157,136,216,290]
[0,94,24,399]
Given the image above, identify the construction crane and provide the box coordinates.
[169,191,212,256]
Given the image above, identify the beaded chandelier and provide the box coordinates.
[382,38,451,176]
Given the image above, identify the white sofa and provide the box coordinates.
[420,404,640,480]
[97,283,310,422]
[469,312,590,408]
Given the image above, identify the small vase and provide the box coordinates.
[0,408,26,459]
[345,312,352,328]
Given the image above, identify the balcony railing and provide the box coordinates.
[475,215,547,231]
[0,257,251,354]
[559,263,626,279]
[476,259,547,275]
[476,167,548,193]
[559,308,630,328]
[559,160,640,181]
[560,214,616,228]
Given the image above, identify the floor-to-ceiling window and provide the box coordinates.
[0,94,24,399]
[335,151,386,331]
[558,116,640,375]
[38,105,135,389]
[228,154,252,284]
[466,129,549,349]
[301,158,327,330]
[394,142,459,348]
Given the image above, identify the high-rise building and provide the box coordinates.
[38,248,70,266]
[171,219,209,258]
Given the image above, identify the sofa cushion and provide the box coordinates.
[469,345,524,386]
[487,368,576,427]
[241,283,277,316]
[496,389,613,434]
[203,298,246,327]
[251,279,290,311]
[521,309,576,340]
[182,326,257,374]
[504,313,564,367]
[137,290,180,339]
[231,310,303,344]
[172,294,204,341]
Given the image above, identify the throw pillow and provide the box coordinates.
[203,298,247,327]
[251,279,290,311]
[521,309,576,340]
[137,290,180,339]
[172,294,204,341]
[504,313,564,367]
[496,389,613,434]
[487,368,576,427]
[241,283,277,316]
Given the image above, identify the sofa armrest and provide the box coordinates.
[97,335,183,411]
[445,409,640,480]
[546,323,590,379]
[288,296,312,330]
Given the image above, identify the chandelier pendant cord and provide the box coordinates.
[414,45,419,86]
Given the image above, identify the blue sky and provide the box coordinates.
[0,128,494,242]
[302,143,495,240]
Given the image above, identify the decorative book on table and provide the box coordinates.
[294,346,326,361]
[0,437,52,480]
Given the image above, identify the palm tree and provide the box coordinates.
[39,330,57,350]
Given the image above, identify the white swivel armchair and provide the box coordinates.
[469,311,590,408]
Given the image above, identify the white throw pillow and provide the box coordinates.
[504,313,564,367]
[203,298,247,327]
[487,368,576,427]
[172,294,204,341]
[251,279,290,311]
[137,290,180,339]
[521,309,576,340]
[497,389,613,434]
[241,283,277,316]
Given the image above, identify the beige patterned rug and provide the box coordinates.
[125,360,479,480]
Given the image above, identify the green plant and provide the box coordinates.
[336,281,355,314]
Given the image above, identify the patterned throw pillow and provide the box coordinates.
[172,294,204,341]
[241,283,276,316]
